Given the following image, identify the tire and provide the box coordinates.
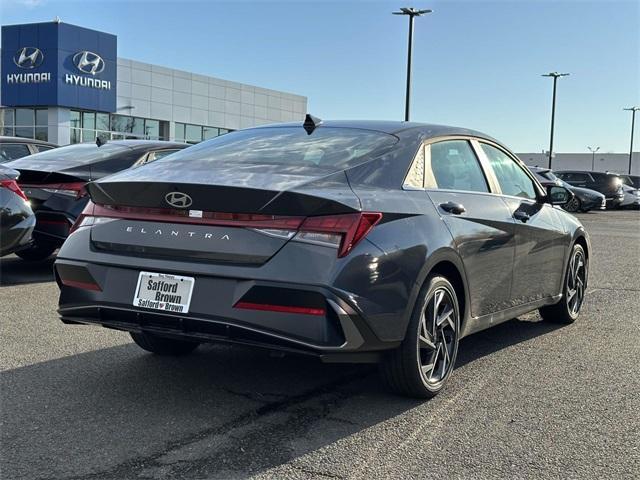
[130,331,200,356]
[16,243,57,261]
[380,275,460,399]
[563,196,581,213]
[539,244,587,324]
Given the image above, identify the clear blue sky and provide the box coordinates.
[2,0,638,153]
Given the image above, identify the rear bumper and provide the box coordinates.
[0,214,35,257]
[55,258,398,360]
[579,196,605,211]
[33,210,74,246]
[605,195,624,209]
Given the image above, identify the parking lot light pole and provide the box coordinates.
[393,7,432,122]
[623,106,639,174]
[542,72,569,169]
[588,146,600,171]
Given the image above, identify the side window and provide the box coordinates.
[481,143,537,200]
[150,149,179,162]
[0,143,31,162]
[427,140,489,192]
[135,149,179,167]
[35,145,55,153]
[560,172,591,183]
[403,145,425,189]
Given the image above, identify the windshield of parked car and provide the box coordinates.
[150,127,398,171]
[540,170,573,188]
[620,175,635,187]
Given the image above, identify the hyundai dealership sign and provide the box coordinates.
[1,21,117,112]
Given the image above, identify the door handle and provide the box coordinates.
[439,201,466,215]
[513,211,530,223]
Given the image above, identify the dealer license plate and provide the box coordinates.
[133,271,195,314]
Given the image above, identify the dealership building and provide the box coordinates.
[1,20,307,146]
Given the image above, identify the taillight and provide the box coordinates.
[21,182,88,199]
[69,200,96,234]
[295,212,383,257]
[0,179,29,202]
[71,202,382,258]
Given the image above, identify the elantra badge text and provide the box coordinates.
[125,226,230,240]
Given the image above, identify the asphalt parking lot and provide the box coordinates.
[1,210,639,480]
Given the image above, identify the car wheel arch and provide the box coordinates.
[559,231,590,295]
[410,248,470,336]
[573,234,589,260]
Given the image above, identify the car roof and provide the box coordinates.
[249,120,498,141]
[0,136,58,147]
[557,170,619,176]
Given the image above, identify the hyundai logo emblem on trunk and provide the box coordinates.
[165,192,193,208]
[13,47,44,69]
[72,51,105,75]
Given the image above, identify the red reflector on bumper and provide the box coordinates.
[60,279,101,291]
[234,301,325,316]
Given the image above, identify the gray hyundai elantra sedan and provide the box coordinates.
[54,117,589,398]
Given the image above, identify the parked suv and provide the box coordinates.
[528,166,605,213]
[554,170,624,209]
[620,174,640,189]
[0,136,57,162]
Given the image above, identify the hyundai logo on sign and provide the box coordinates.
[6,47,51,84]
[65,50,111,90]
[13,47,44,69]
[165,192,193,209]
[72,51,105,75]
[2,21,117,112]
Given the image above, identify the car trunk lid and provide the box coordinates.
[85,165,362,265]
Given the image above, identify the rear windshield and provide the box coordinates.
[152,127,398,170]
[5,142,130,169]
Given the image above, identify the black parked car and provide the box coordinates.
[554,170,624,209]
[528,166,605,213]
[55,119,589,399]
[0,165,35,257]
[0,136,57,162]
[620,174,640,189]
[5,140,187,261]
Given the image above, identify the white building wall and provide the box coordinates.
[517,152,640,175]
[47,107,70,146]
[115,58,306,139]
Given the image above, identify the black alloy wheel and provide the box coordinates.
[565,247,587,317]
[563,196,581,213]
[539,244,587,324]
[381,275,460,398]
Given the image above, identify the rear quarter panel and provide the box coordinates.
[340,187,459,342]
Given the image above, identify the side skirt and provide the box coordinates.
[460,294,563,338]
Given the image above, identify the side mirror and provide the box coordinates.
[546,185,573,206]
